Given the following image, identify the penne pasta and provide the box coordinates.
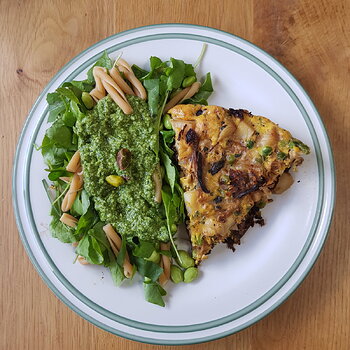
[164,82,201,112]
[102,79,133,115]
[110,66,135,96]
[117,59,147,100]
[61,173,83,212]
[164,87,191,112]
[66,150,81,173]
[103,224,133,278]
[60,213,78,227]
[159,243,171,286]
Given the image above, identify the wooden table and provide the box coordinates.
[1,0,349,349]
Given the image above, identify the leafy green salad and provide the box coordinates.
[40,48,213,306]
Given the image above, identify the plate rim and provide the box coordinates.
[12,23,336,345]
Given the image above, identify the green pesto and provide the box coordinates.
[76,95,168,242]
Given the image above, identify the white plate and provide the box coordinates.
[13,24,335,345]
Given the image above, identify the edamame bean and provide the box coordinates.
[184,267,198,283]
[170,265,184,284]
[82,92,95,109]
[146,250,161,264]
[163,114,173,130]
[182,76,196,88]
[177,250,195,269]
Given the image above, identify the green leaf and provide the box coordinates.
[88,221,110,249]
[144,79,159,116]
[133,257,163,282]
[109,253,125,286]
[81,190,90,215]
[62,110,76,127]
[48,169,70,181]
[143,282,166,307]
[132,241,155,259]
[131,64,149,80]
[116,234,127,267]
[159,150,176,192]
[55,87,80,104]
[87,51,113,83]
[75,205,97,238]
[49,216,77,243]
[160,130,175,156]
[184,63,196,77]
[46,121,75,150]
[185,73,213,105]
[71,192,84,216]
[200,72,213,92]
[47,93,65,122]
[75,234,104,265]
[167,58,185,91]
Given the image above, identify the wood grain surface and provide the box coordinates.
[1,0,349,349]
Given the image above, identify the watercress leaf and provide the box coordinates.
[47,92,61,105]
[70,100,85,121]
[71,191,83,216]
[49,216,77,243]
[158,283,167,296]
[66,80,94,92]
[41,135,68,167]
[167,58,185,91]
[62,110,76,127]
[184,63,196,77]
[132,241,155,259]
[56,87,80,104]
[131,64,149,80]
[160,130,175,144]
[159,150,176,192]
[88,221,110,249]
[200,72,213,92]
[143,282,165,307]
[81,190,90,215]
[75,205,97,238]
[47,93,65,122]
[143,79,159,116]
[48,169,70,181]
[87,51,113,83]
[133,257,163,282]
[109,254,125,286]
[160,130,175,156]
[46,121,75,149]
[116,234,127,267]
[157,75,167,98]
[159,250,172,257]
[76,235,104,265]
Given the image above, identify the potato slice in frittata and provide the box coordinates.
[169,104,309,264]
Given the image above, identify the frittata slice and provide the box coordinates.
[168,104,309,264]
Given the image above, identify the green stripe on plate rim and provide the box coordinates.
[12,24,335,345]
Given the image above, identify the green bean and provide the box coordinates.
[163,114,173,130]
[184,267,198,283]
[182,76,196,88]
[170,265,184,284]
[82,92,95,110]
[177,250,195,269]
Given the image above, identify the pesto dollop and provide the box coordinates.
[76,95,168,242]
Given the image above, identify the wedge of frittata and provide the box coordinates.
[168,104,310,264]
